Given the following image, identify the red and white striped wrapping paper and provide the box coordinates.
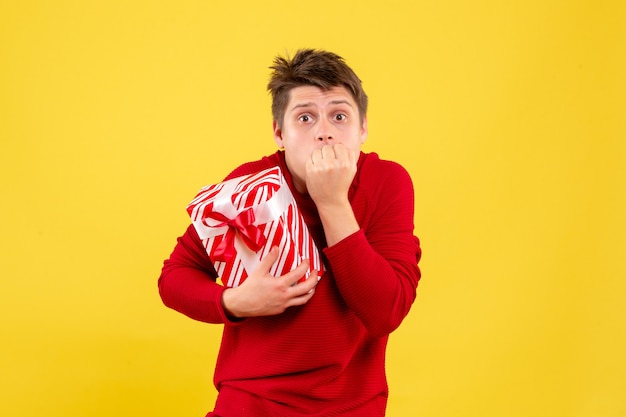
[187,167,324,288]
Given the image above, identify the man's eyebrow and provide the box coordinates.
[329,100,354,107]
[290,102,315,111]
[290,100,354,111]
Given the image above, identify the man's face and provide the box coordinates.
[273,85,368,193]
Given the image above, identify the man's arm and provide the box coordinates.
[159,225,320,322]
[158,224,235,324]
[306,146,421,337]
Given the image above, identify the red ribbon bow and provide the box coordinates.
[202,206,267,262]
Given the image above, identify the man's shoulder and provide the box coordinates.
[359,152,412,183]
[351,152,415,220]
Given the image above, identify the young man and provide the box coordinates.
[159,49,422,417]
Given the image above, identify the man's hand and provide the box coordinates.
[305,143,360,246]
[221,247,319,318]
[305,143,357,207]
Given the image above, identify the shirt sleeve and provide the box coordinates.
[158,224,241,325]
[323,162,421,337]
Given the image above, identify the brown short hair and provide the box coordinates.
[267,49,368,128]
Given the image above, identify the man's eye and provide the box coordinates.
[334,114,347,121]
[299,115,312,122]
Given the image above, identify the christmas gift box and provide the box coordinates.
[187,166,324,288]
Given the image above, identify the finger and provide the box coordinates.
[309,147,323,165]
[281,259,310,286]
[331,143,347,163]
[293,269,319,295]
[286,287,316,307]
[332,143,356,165]
[258,246,279,272]
[321,143,337,160]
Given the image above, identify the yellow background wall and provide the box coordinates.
[1,1,624,416]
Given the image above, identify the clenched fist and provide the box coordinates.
[305,143,358,207]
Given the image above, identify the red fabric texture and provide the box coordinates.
[159,151,421,417]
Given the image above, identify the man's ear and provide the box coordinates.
[360,115,369,144]
[273,120,284,148]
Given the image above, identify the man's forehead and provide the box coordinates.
[287,85,356,109]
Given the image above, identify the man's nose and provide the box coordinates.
[315,119,334,143]
[316,133,334,143]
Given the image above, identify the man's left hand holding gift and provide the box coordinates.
[221,247,319,318]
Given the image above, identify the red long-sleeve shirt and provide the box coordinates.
[159,151,421,417]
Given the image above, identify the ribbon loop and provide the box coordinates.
[203,207,267,262]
